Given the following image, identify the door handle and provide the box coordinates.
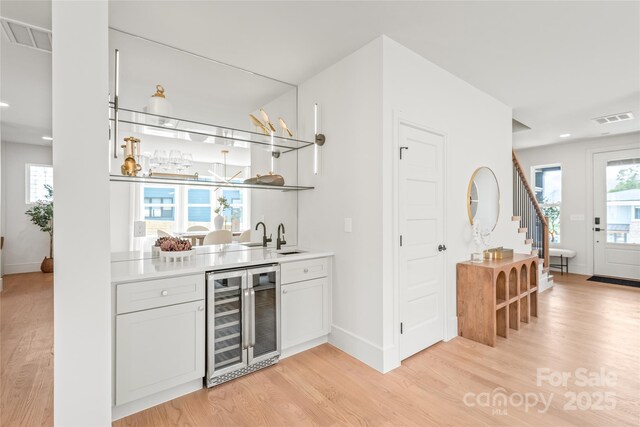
[593,228,601,232]
[249,289,256,347]
[400,146,409,159]
[242,290,250,349]
[438,244,447,252]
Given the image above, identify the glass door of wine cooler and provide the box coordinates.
[247,265,280,363]
[206,270,247,380]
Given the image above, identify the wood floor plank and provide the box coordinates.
[1,272,639,426]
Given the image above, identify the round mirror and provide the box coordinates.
[467,167,500,231]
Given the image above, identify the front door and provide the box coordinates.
[593,148,640,280]
[398,123,446,361]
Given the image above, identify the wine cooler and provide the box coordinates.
[205,264,280,387]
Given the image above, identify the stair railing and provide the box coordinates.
[512,150,550,269]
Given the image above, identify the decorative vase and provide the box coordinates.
[41,257,54,273]
[214,214,224,230]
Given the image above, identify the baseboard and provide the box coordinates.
[445,316,458,341]
[4,262,41,275]
[112,378,202,421]
[329,324,385,373]
[281,336,328,359]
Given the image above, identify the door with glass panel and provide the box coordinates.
[593,149,640,280]
[247,265,280,363]
[207,269,247,382]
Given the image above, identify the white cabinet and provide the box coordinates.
[281,257,330,352]
[115,275,205,406]
[116,300,205,405]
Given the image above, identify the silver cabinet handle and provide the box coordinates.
[250,289,256,347]
[303,268,309,273]
[282,289,287,294]
[161,290,168,296]
[242,290,250,349]
[198,305,204,311]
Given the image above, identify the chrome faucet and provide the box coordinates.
[255,222,272,247]
[277,223,287,250]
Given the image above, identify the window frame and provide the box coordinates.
[531,163,562,244]
[25,163,53,205]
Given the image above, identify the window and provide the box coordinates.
[143,186,176,235]
[187,188,212,227]
[220,189,245,232]
[26,164,53,203]
[532,165,561,243]
[606,158,640,244]
[140,186,249,236]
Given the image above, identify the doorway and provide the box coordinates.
[593,148,640,280]
[398,122,446,361]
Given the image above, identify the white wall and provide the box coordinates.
[298,38,385,369]
[1,142,53,274]
[516,131,640,275]
[298,36,522,373]
[381,37,522,368]
[53,1,112,425]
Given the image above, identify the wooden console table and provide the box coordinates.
[457,254,538,347]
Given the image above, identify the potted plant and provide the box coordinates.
[25,184,54,273]
[213,196,229,230]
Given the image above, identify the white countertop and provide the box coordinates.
[111,244,333,283]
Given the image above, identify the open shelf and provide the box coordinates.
[520,294,530,324]
[457,255,540,347]
[519,266,528,296]
[496,271,506,306]
[509,300,520,331]
[110,104,316,153]
[109,174,314,191]
[496,306,508,338]
[508,268,518,299]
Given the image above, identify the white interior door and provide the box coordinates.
[399,123,445,361]
[593,148,640,280]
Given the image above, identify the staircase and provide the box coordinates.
[512,150,554,291]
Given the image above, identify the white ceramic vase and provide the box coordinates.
[214,214,224,230]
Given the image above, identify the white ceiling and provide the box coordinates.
[2,1,639,149]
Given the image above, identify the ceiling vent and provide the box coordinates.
[0,16,52,53]
[592,112,634,125]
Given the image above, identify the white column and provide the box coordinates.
[52,1,111,425]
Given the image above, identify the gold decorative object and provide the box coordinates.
[259,108,277,132]
[249,114,270,135]
[278,117,293,137]
[152,84,166,98]
[243,172,285,186]
[483,247,514,260]
[120,136,142,176]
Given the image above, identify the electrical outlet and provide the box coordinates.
[344,218,352,233]
[134,221,146,237]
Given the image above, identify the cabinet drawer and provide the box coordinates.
[117,275,204,314]
[281,257,328,284]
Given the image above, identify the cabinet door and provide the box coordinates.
[281,277,329,350]
[116,300,205,405]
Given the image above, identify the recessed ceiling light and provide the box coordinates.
[559,133,571,138]
[0,102,9,107]
[42,136,53,141]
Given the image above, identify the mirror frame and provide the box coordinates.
[467,166,500,231]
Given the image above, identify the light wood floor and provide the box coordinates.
[2,273,639,426]
[1,273,54,426]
